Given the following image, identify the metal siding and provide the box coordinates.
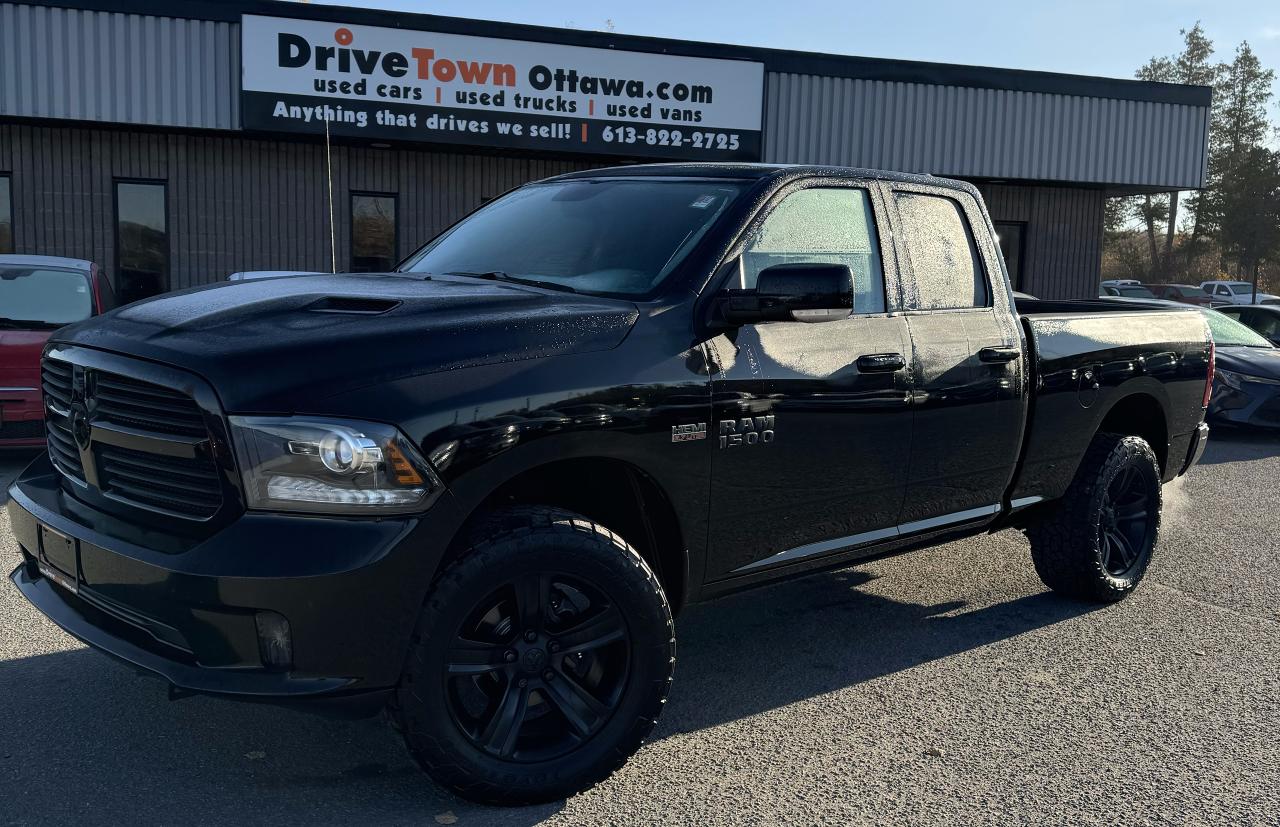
[0,3,236,129]
[0,122,600,289]
[980,183,1103,300]
[765,72,1208,189]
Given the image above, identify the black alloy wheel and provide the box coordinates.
[1098,463,1155,577]
[392,506,674,805]
[1027,432,1163,602]
[445,572,631,762]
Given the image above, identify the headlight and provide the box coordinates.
[229,416,442,514]
[1217,368,1280,390]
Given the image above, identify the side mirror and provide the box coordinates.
[718,263,854,325]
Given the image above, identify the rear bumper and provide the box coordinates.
[1179,422,1210,475]
[6,453,464,711]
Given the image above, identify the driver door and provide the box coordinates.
[704,182,914,580]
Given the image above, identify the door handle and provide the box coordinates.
[856,352,907,373]
[978,345,1022,363]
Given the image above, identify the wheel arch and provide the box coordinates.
[443,456,691,614]
[1094,390,1170,474]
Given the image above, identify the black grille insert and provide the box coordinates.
[42,356,224,519]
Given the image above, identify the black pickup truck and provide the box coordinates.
[7,164,1212,804]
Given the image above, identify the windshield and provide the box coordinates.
[401,179,746,297]
[1117,286,1156,298]
[0,266,93,327]
[1202,308,1274,348]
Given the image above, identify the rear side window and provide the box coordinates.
[740,187,885,314]
[894,192,989,310]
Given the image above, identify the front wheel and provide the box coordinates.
[391,507,675,805]
[1027,432,1163,602]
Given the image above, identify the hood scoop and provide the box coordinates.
[305,296,402,315]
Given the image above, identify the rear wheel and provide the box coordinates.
[391,507,674,805]
[1027,432,1162,602]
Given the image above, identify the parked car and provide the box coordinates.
[7,164,1213,804]
[1100,283,1158,299]
[1201,280,1280,305]
[1199,307,1280,428]
[1146,283,1222,307]
[1100,279,1141,287]
[1213,304,1280,345]
[0,255,113,448]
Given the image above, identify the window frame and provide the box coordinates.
[992,220,1027,292]
[113,178,170,296]
[702,176,900,320]
[0,172,13,255]
[884,183,1004,315]
[349,190,399,273]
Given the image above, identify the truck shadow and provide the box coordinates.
[0,566,1093,824]
[657,569,1091,737]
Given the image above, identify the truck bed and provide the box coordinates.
[1008,299,1211,510]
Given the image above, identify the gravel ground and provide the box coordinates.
[1,433,1277,826]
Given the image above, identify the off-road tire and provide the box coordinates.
[1027,432,1162,602]
[390,506,675,805]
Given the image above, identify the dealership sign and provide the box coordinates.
[240,15,764,160]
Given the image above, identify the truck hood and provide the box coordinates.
[51,274,640,411]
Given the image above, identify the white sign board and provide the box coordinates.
[241,15,765,160]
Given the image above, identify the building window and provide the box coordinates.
[351,193,397,272]
[115,180,168,304]
[994,221,1027,292]
[0,175,12,254]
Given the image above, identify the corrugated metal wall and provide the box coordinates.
[0,3,1209,191]
[978,183,1104,300]
[0,2,239,130]
[0,121,1101,297]
[0,122,596,287]
[763,73,1209,190]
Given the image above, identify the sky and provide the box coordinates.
[295,0,1280,100]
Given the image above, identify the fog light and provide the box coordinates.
[255,611,293,670]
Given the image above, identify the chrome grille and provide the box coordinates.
[42,354,224,520]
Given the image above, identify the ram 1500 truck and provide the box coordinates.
[7,164,1213,804]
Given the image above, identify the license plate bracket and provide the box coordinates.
[38,524,79,594]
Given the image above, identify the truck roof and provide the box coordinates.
[549,162,977,195]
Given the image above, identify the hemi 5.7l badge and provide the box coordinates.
[671,423,707,443]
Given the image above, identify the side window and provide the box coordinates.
[895,192,990,310]
[740,187,886,314]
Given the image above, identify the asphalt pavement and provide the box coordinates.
[1,434,1277,826]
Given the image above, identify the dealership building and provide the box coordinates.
[0,0,1211,302]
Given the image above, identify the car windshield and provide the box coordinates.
[1202,308,1274,348]
[400,179,746,297]
[0,266,93,328]
[1117,286,1156,298]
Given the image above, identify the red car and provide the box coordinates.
[0,255,114,447]
[1146,283,1223,307]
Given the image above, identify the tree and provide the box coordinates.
[1119,24,1217,276]
[1196,42,1277,279]
[1215,146,1280,286]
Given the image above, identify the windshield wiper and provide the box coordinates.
[443,271,577,294]
[0,316,62,330]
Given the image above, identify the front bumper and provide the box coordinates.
[0,387,45,447]
[7,453,463,711]
[1208,382,1280,429]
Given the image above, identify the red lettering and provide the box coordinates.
[411,47,435,80]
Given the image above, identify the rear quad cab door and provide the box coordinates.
[703,179,914,580]
[884,182,1027,529]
